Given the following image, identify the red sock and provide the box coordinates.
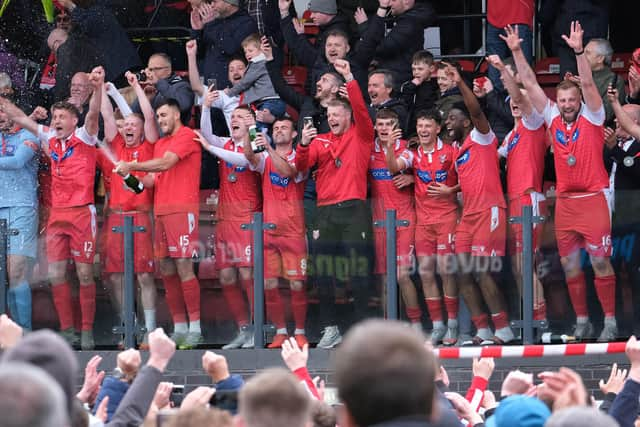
[595,274,616,317]
[222,285,249,326]
[265,288,286,329]
[240,278,254,318]
[472,313,489,329]
[444,296,459,320]
[491,311,509,329]
[181,277,201,321]
[79,283,96,331]
[52,283,73,330]
[290,288,308,330]
[405,306,422,323]
[425,298,443,322]
[534,301,547,321]
[163,274,187,323]
[566,274,588,318]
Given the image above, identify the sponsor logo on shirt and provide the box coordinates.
[369,168,392,180]
[507,133,521,152]
[269,172,290,187]
[225,161,246,171]
[435,170,448,182]
[456,149,470,167]
[51,146,74,162]
[555,128,580,146]
[417,169,432,183]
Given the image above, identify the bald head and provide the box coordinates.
[47,28,68,53]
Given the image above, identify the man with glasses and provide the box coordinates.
[132,53,194,124]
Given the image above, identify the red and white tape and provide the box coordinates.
[434,342,627,359]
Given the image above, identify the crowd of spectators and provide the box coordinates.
[0,0,639,355]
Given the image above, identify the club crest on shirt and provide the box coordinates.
[0,143,16,156]
[439,154,447,164]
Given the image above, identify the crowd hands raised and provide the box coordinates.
[4,314,640,427]
[1,0,640,353]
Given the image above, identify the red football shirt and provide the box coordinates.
[500,110,547,199]
[99,134,154,212]
[368,139,415,224]
[409,139,459,224]
[153,125,201,215]
[455,128,506,215]
[38,125,97,208]
[253,150,306,236]
[543,101,608,195]
[217,138,262,223]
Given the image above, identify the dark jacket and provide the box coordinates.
[106,365,163,427]
[434,88,463,121]
[132,74,194,124]
[400,78,439,136]
[70,4,141,81]
[368,97,409,136]
[604,137,640,225]
[54,33,103,102]
[196,9,258,89]
[608,377,640,427]
[93,376,130,422]
[363,2,436,86]
[480,87,514,142]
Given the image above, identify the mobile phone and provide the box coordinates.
[170,384,185,407]
[303,116,314,128]
[210,390,239,412]
[611,73,618,89]
[207,78,217,91]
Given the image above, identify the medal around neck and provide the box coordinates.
[228,172,237,183]
[624,156,635,167]
[335,157,342,168]
[567,154,577,167]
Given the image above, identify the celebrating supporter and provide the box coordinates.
[199,104,262,349]
[507,22,618,341]
[435,62,464,131]
[444,63,514,345]
[400,50,439,137]
[0,66,104,350]
[367,70,409,134]
[0,91,40,331]
[115,99,203,349]
[98,72,159,348]
[488,54,548,326]
[385,109,460,345]
[294,59,374,348]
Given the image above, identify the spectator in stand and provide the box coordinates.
[367,109,421,333]
[237,368,311,427]
[115,99,203,349]
[0,92,40,332]
[385,109,461,345]
[358,0,436,88]
[67,72,93,125]
[626,63,640,105]
[0,66,105,351]
[243,0,285,70]
[198,105,262,349]
[47,27,103,103]
[507,22,618,341]
[538,0,610,76]
[485,0,534,90]
[294,60,374,348]
[435,62,463,131]
[400,50,439,137]
[224,34,286,133]
[444,63,514,345]
[367,70,409,134]
[583,38,626,125]
[488,54,549,326]
[607,90,640,335]
[132,53,194,125]
[472,66,514,142]
[193,0,258,89]
[56,0,141,86]
[98,72,160,349]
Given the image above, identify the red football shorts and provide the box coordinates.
[455,206,506,256]
[103,212,154,273]
[264,233,308,280]
[555,191,612,257]
[373,226,415,274]
[215,220,253,269]
[507,192,547,255]
[154,211,200,259]
[415,215,457,257]
[46,205,97,263]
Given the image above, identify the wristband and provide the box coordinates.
[378,6,390,10]
[574,49,584,56]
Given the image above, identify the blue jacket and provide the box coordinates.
[196,10,258,89]
[93,376,130,423]
[0,127,40,209]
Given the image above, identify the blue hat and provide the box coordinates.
[485,395,551,427]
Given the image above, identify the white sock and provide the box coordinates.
[448,318,458,328]
[432,320,445,330]
[174,322,188,334]
[276,328,287,335]
[294,328,305,335]
[576,316,589,324]
[144,309,156,332]
[604,316,617,324]
[189,320,201,333]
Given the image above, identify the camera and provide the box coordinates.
[135,70,147,82]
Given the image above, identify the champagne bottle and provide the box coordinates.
[123,174,144,194]
[249,125,265,153]
[540,333,576,344]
